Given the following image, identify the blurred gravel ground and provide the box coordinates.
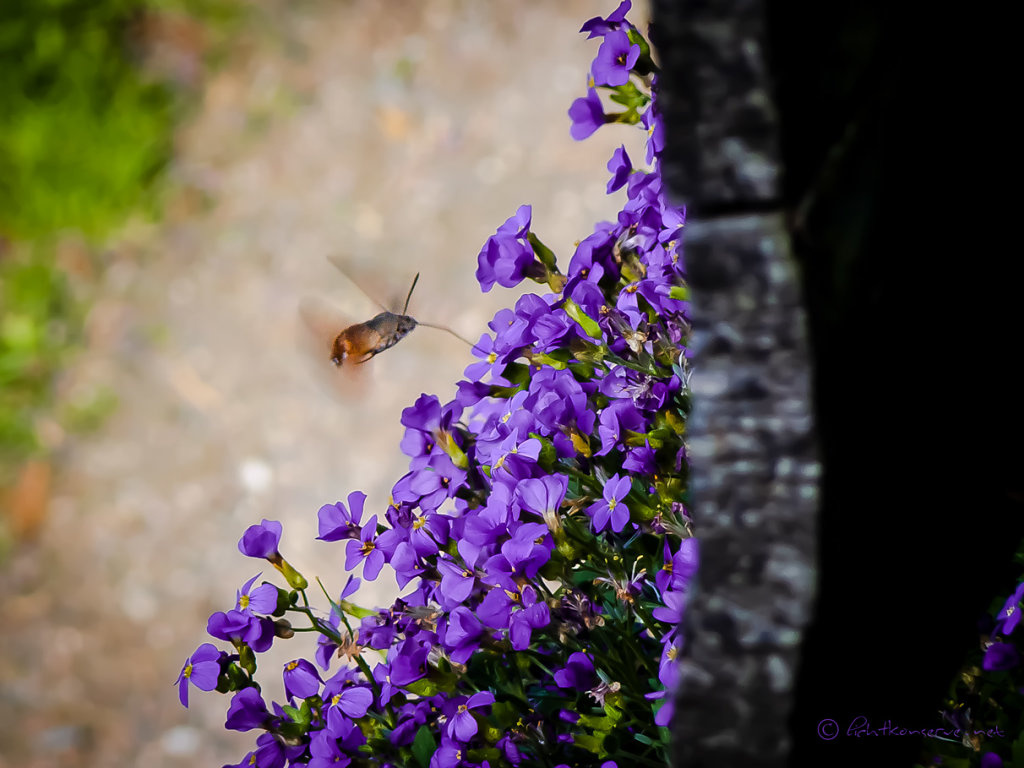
[0,1,649,765]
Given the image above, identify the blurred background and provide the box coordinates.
[0,1,649,765]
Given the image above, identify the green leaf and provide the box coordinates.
[404,677,441,697]
[669,284,689,301]
[578,713,614,732]
[528,231,558,271]
[1012,731,1024,767]
[626,27,652,59]
[500,362,532,386]
[604,701,624,725]
[608,81,647,109]
[533,435,558,471]
[563,298,602,340]
[491,701,518,729]
[411,725,436,768]
[338,599,377,620]
[574,732,606,755]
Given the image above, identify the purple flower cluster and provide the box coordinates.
[180,4,696,767]
[982,581,1024,672]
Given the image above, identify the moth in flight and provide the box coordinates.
[300,258,473,377]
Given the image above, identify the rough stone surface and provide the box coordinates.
[674,215,818,767]
[651,1,819,765]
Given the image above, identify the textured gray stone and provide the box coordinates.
[650,1,819,765]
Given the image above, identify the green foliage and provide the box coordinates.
[0,0,237,479]
[0,247,77,478]
[0,0,177,239]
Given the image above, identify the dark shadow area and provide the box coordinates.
[767,3,1024,765]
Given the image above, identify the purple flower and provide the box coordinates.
[317,491,366,542]
[592,30,640,87]
[436,556,477,611]
[641,102,665,164]
[487,429,541,480]
[623,441,656,474]
[207,609,275,653]
[325,705,367,750]
[235,573,278,616]
[175,643,222,707]
[238,519,282,560]
[595,398,646,456]
[517,475,569,526]
[995,581,1024,636]
[390,541,425,589]
[409,510,450,558]
[656,537,699,594]
[981,753,1005,768]
[554,651,595,689]
[390,701,430,746]
[406,453,468,513]
[658,635,681,689]
[235,731,304,768]
[607,145,633,193]
[445,606,486,664]
[447,691,496,742]
[476,205,535,292]
[654,689,674,727]
[224,687,270,731]
[489,308,532,354]
[580,1,632,38]
[344,515,401,581]
[983,641,1020,671]
[360,609,399,651]
[569,87,606,141]
[308,729,352,768]
[528,367,595,435]
[400,394,463,469]
[328,685,373,719]
[464,333,507,382]
[283,657,322,699]
[430,740,464,768]
[510,588,551,650]
[587,473,632,533]
[492,521,551,579]
[374,640,429,706]
[652,587,686,625]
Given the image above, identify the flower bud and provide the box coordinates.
[272,558,308,591]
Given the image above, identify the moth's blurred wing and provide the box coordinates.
[325,252,415,314]
[297,295,369,399]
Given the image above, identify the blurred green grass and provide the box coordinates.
[0,0,237,486]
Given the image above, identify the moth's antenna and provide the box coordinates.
[402,273,421,315]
